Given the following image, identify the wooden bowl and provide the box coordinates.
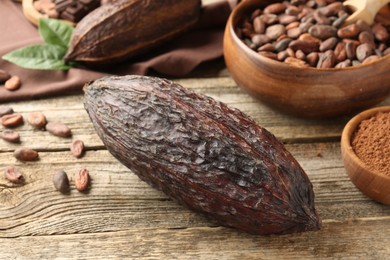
[22,0,74,27]
[341,106,390,205]
[223,0,390,118]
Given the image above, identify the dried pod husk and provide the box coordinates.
[84,75,321,235]
[65,0,201,66]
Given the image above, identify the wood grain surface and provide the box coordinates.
[1,1,390,258]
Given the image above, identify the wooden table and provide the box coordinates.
[1,59,390,258]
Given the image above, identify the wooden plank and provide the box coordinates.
[0,218,389,259]
[1,143,389,238]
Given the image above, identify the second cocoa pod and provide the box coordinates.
[65,0,201,66]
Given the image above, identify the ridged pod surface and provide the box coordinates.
[65,0,201,65]
[84,75,321,235]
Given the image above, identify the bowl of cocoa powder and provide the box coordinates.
[223,0,390,117]
[341,106,390,205]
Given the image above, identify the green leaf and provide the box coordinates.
[38,18,73,48]
[2,44,71,70]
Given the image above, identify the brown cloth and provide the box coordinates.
[0,0,236,103]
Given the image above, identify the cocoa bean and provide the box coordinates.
[286,47,296,58]
[251,34,270,48]
[295,49,306,60]
[384,47,390,56]
[45,122,72,138]
[286,6,301,16]
[1,114,24,128]
[258,43,275,52]
[266,24,286,40]
[372,23,389,43]
[27,112,47,129]
[250,9,262,20]
[313,10,331,25]
[306,52,320,67]
[356,19,371,32]
[335,59,352,68]
[75,168,90,192]
[332,12,348,28]
[319,37,338,52]
[275,38,292,52]
[1,130,20,143]
[4,166,24,184]
[263,3,286,14]
[0,69,11,83]
[253,17,266,34]
[4,76,21,91]
[362,55,380,65]
[84,75,321,235]
[337,24,360,39]
[299,21,314,33]
[286,21,300,30]
[279,14,298,25]
[358,31,375,48]
[308,24,337,40]
[71,140,85,158]
[285,57,309,67]
[277,51,289,61]
[319,2,343,16]
[287,27,302,39]
[317,50,335,68]
[258,51,278,60]
[356,43,373,61]
[53,170,70,193]
[334,42,347,63]
[345,41,357,60]
[260,14,278,25]
[298,33,320,43]
[14,147,39,161]
[289,40,320,54]
[0,106,13,117]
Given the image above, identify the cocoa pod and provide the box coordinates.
[84,75,321,235]
[65,0,201,66]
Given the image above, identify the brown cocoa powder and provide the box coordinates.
[352,112,390,176]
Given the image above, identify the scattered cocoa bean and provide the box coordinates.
[75,168,90,192]
[4,76,21,91]
[4,166,24,184]
[0,69,11,83]
[0,106,13,117]
[14,147,39,161]
[1,113,24,128]
[1,130,20,143]
[45,122,72,138]
[53,170,70,193]
[71,140,85,158]
[27,112,47,129]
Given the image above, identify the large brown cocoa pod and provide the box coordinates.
[65,0,201,66]
[84,75,321,235]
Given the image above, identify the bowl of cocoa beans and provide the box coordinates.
[341,106,390,205]
[224,0,390,118]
